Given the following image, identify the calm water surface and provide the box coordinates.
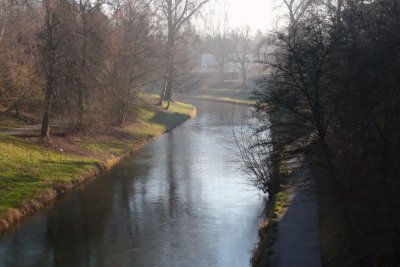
[0,101,264,267]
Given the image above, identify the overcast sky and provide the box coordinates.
[224,0,278,31]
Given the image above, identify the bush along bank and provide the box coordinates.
[251,157,289,267]
[0,100,196,235]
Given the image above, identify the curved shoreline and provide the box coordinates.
[183,96,255,107]
[0,106,196,236]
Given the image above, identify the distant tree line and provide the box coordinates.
[0,0,206,138]
[243,0,400,265]
[200,5,262,90]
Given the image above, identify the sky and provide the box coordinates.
[224,0,279,31]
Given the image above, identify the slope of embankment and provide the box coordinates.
[0,96,196,234]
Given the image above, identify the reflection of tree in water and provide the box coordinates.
[167,132,177,218]
[0,101,260,267]
[45,173,116,267]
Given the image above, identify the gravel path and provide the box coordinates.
[270,164,322,267]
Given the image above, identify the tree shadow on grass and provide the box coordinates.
[40,160,96,173]
[149,110,191,128]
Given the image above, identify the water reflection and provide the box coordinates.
[0,101,264,267]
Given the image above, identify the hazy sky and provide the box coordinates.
[224,0,278,31]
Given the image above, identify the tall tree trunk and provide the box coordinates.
[242,66,247,89]
[78,88,85,129]
[41,1,56,139]
[160,41,174,108]
[159,1,174,107]
[41,73,54,138]
[158,63,170,106]
[164,54,174,109]
[220,68,224,87]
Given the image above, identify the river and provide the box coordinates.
[0,101,264,267]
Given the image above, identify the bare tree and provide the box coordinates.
[0,0,41,119]
[280,0,313,25]
[205,2,231,86]
[233,120,280,197]
[39,0,63,138]
[157,0,209,108]
[109,0,156,126]
[230,26,252,89]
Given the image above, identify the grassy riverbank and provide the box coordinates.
[251,160,289,267]
[187,87,255,106]
[185,95,255,106]
[252,191,289,267]
[0,98,195,232]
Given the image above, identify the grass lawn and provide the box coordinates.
[0,134,97,214]
[193,88,252,100]
[77,101,194,155]
[187,88,255,106]
[0,98,195,219]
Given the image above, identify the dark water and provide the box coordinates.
[0,101,264,267]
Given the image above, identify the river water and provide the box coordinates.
[0,101,264,267]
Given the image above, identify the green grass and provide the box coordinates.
[252,159,289,267]
[252,191,289,267]
[77,140,127,155]
[77,101,194,154]
[192,88,252,100]
[189,87,255,104]
[0,98,195,218]
[0,134,97,214]
[187,95,255,106]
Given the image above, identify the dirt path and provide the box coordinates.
[270,163,322,267]
[0,124,42,136]
[0,123,64,137]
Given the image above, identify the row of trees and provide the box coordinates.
[241,0,400,264]
[200,5,265,89]
[0,0,207,137]
[203,23,255,88]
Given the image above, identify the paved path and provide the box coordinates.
[270,163,322,267]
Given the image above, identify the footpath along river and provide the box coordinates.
[0,101,264,267]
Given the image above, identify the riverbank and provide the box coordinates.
[251,157,322,267]
[251,159,289,267]
[252,191,288,267]
[184,95,255,106]
[184,85,255,107]
[0,98,196,235]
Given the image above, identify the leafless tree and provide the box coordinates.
[233,120,280,197]
[205,2,232,86]
[39,0,63,138]
[109,0,156,125]
[157,0,209,108]
[230,26,253,89]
